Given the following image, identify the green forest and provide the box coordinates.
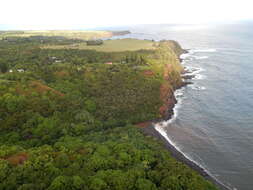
[0,34,218,190]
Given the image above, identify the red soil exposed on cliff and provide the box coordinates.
[159,83,176,118]
[136,63,179,127]
[142,70,155,77]
[16,81,65,97]
[29,81,65,97]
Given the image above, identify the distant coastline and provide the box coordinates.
[111,30,131,36]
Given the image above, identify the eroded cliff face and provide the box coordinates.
[158,41,186,120]
[159,83,177,119]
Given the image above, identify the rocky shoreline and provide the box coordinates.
[138,46,231,190]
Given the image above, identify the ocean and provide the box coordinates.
[112,21,253,190]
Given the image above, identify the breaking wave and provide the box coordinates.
[194,56,209,60]
[190,49,217,53]
[190,85,206,90]
[194,74,206,80]
[180,48,216,61]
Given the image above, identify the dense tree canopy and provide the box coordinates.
[0,36,218,190]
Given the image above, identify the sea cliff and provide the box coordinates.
[151,40,187,120]
[138,41,231,190]
[136,40,187,124]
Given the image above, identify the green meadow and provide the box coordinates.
[42,39,157,52]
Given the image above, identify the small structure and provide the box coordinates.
[105,62,113,65]
[17,69,25,73]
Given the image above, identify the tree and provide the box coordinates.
[84,99,96,113]
[17,184,37,190]
[48,176,71,190]
[54,153,71,168]
[161,176,181,190]
[72,176,86,190]
[0,61,8,73]
[89,178,107,190]
[135,178,158,190]
[0,160,10,187]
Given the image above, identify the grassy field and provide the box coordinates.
[0,30,116,40]
[42,38,157,52]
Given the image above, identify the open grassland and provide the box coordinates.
[42,38,157,52]
[0,30,115,40]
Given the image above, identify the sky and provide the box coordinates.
[1,0,253,30]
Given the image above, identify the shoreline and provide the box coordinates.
[138,50,231,190]
[140,123,231,190]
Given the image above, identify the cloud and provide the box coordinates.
[1,0,253,29]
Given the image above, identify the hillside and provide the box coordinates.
[0,35,218,190]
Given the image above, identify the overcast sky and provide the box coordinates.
[1,0,253,30]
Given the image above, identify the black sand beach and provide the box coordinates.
[140,124,231,190]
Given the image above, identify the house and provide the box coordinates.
[17,69,24,72]
[105,62,113,65]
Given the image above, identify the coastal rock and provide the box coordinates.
[182,81,193,86]
[181,75,195,80]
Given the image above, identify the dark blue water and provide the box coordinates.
[113,22,253,190]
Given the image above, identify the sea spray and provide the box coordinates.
[190,49,217,53]
[194,55,209,60]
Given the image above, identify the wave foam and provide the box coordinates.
[157,46,233,190]
[154,105,207,174]
[184,66,204,75]
[190,48,217,53]
[157,88,184,126]
[190,85,206,90]
[180,51,211,61]
[194,74,206,80]
[155,124,200,166]
[180,53,193,60]
[194,56,209,60]
[181,60,187,65]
